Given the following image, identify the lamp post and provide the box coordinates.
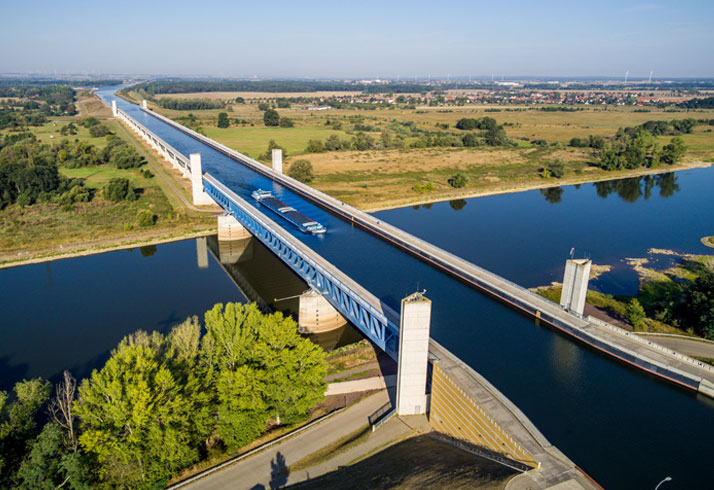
[654,476,672,490]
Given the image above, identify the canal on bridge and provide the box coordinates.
[99,87,714,490]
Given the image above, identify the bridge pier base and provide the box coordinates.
[396,292,431,416]
[190,153,215,206]
[272,148,283,174]
[142,99,148,110]
[298,289,346,334]
[111,100,117,116]
[560,259,591,316]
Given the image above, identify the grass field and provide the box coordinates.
[0,91,215,265]
[138,90,714,210]
[203,126,348,159]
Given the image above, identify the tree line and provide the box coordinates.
[156,98,226,111]
[0,303,327,489]
[0,85,79,129]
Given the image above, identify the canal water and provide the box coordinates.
[1,87,711,489]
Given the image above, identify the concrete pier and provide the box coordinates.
[217,214,252,242]
[396,292,431,416]
[111,100,117,116]
[560,259,592,315]
[297,289,346,334]
[190,153,214,206]
[272,148,283,174]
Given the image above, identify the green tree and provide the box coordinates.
[257,102,270,111]
[546,159,565,179]
[102,178,136,202]
[217,112,230,128]
[682,270,714,339]
[235,97,245,104]
[136,209,156,227]
[448,172,468,188]
[279,117,294,128]
[324,134,343,151]
[110,146,143,169]
[202,303,326,444]
[305,139,324,153]
[484,127,507,146]
[462,132,479,147]
[264,109,280,127]
[75,330,207,489]
[287,159,314,183]
[14,422,90,490]
[0,379,51,484]
[661,137,686,165]
[626,299,646,328]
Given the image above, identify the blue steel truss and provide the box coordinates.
[204,176,399,357]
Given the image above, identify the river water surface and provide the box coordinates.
[2,88,713,489]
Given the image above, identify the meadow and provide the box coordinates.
[124,89,714,210]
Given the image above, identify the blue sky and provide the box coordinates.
[1,0,712,78]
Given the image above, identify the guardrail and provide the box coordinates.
[586,316,714,375]
[368,401,395,431]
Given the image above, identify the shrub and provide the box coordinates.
[305,139,324,153]
[546,160,566,179]
[626,299,646,327]
[287,159,313,183]
[89,124,112,138]
[102,178,137,202]
[217,112,230,128]
[448,173,468,188]
[137,209,156,226]
[263,109,280,127]
[110,146,143,169]
[279,117,294,128]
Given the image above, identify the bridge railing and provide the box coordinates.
[203,173,400,358]
[115,107,190,176]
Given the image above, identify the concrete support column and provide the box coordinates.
[272,148,283,174]
[142,99,148,110]
[396,292,431,416]
[560,259,592,316]
[298,289,346,334]
[189,153,214,205]
[196,237,208,269]
[217,214,252,241]
[111,100,117,116]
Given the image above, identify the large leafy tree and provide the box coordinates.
[74,329,207,489]
[202,303,327,447]
[0,379,51,486]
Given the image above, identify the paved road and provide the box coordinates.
[185,391,391,490]
[638,335,714,359]
[325,375,396,396]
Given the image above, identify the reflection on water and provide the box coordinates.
[593,173,680,202]
[540,186,564,204]
[205,235,363,351]
[0,235,365,392]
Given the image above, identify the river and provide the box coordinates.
[2,87,712,489]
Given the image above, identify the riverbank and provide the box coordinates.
[0,227,215,269]
[360,159,711,212]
